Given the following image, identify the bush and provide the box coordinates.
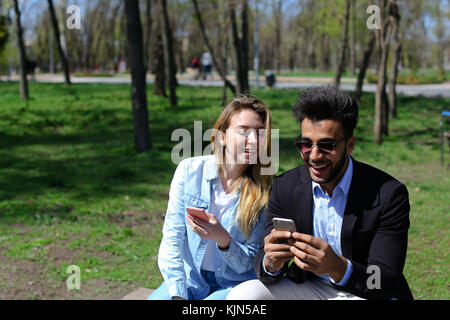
[366,70,447,85]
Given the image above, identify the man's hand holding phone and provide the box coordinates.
[263,218,296,274]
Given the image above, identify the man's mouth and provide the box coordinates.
[308,163,329,175]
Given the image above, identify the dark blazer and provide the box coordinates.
[254,157,413,300]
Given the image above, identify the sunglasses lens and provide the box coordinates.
[301,142,313,153]
[317,143,334,153]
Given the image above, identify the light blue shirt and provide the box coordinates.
[158,155,266,299]
[312,156,353,286]
[264,156,353,287]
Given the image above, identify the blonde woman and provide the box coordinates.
[148,95,274,300]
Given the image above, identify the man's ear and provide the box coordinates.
[346,136,356,155]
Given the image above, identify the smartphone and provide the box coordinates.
[272,217,296,244]
[186,207,209,222]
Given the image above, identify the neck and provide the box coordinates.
[320,156,349,197]
[219,164,247,192]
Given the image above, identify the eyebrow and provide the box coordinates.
[300,136,337,142]
[236,125,265,130]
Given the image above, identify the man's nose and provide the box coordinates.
[309,145,323,161]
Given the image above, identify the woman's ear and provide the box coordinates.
[217,130,226,147]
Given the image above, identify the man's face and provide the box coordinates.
[299,118,355,193]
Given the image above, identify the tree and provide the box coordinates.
[153,29,167,97]
[160,0,177,107]
[12,0,28,100]
[374,0,393,144]
[387,0,401,119]
[143,0,152,72]
[192,0,236,95]
[334,0,351,86]
[47,0,71,85]
[230,0,249,94]
[272,0,282,73]
[355,32,375,100]
[124,0,152,153]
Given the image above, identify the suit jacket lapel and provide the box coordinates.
[341,157,361,259]
[294,166,313,236]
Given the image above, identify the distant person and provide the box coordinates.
[148,95,275,300]
[227,86,413,300]
[191,58,200,80]
[26,59,37,80]
[200,51,212,80]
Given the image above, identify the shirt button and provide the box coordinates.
[217,268,221,272]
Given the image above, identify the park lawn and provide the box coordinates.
[0,81,448,299]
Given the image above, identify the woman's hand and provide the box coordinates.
[186,213,231,250]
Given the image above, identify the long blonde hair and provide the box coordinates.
[211,95,274,238]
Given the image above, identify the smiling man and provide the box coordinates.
[227,86,413,300]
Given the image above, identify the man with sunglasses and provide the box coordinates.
[227,86,413,300]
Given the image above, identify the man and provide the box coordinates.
[200,51,212,80]
[227,86,413,300]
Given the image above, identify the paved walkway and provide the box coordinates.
[1,73,449,98]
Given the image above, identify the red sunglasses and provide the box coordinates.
[294,137,348,155]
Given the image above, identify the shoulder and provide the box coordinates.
[178,155,216,170]
[176,155,217,179]
[270,165,309,194]
[274,165,308,184]
[352,159,408,199]
[353,159,404,187]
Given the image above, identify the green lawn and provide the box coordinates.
[0,81,448,299]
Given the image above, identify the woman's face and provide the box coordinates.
[219,109,266,166]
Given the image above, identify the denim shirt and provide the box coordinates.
[158,155,266,299]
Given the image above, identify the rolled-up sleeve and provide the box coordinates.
[158,160,189,299]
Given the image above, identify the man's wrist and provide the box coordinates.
[329,255,348,283]
[263,254,282,275]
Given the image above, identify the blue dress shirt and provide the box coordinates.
[311,156,353,286]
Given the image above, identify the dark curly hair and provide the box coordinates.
[292,86,359,138]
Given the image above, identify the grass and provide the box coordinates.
[0,81,449,299]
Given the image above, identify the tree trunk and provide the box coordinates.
[125,0,152,153]
[144,0,152,72]
[273,0,282,74]
[320,33,330,72]
[160,0,177,107]
[388,0,401,119]
[374,0,392,144]
[13,0,28,100]
[355,32,375,100]
[349,0,356,75]
[334,0,351,86]
[230,0,249,94]
[47,0,71,85]
[191,0,236,94]
[153,31,167,97]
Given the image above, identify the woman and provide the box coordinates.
[148,95,274,300]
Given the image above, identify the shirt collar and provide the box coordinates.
[205,155,219,181]
[312,156,353,197]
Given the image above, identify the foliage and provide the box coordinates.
[366,69,448,84]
